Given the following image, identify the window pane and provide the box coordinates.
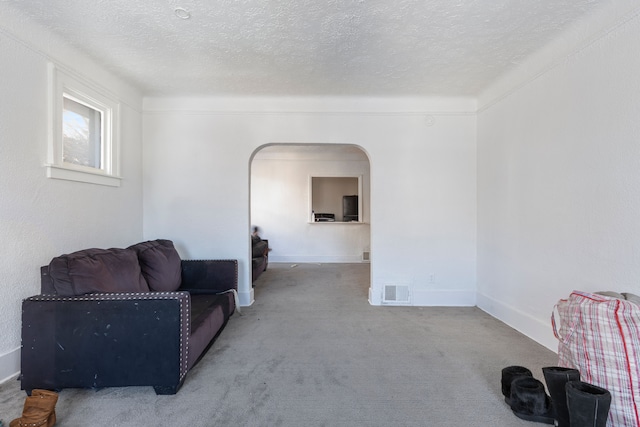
[63,96,102,169]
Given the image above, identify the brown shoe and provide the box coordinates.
[10,389,58,427]
[31,390,57,426]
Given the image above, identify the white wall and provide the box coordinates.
[0,6,144,381]
[252,148,370,263]
[143,97,477,308]
[476,3,640,350]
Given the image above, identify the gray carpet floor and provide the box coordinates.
[0,263,558,426]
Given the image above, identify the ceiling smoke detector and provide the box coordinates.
[174,7,191,19]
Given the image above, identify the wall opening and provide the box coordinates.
[249,143,371,298]
[310,176,362,223]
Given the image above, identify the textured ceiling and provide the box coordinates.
[3,0,608,97]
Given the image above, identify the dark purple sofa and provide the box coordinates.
[251,236,268,282]
[20,239,237,395]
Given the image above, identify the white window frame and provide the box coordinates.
[46,63,121,187]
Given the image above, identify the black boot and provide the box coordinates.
[510,376,555,424]
[566,381,611,427]
[502,366,533,405]
[543,366,580,427]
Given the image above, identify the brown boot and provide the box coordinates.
[10,389,58,427]
[31,390,58,426]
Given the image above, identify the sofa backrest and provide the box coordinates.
[128,239,182,292]
[45,248,150,296]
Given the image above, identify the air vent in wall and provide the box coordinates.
[383,285,410,304]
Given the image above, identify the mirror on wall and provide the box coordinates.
[310,176,362,222]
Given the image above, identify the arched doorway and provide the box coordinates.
[249,143,371,298]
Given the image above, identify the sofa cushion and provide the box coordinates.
[128,239,182,292]
[188,293,234,369]
[252,239,268,259]
[48,248,150,296]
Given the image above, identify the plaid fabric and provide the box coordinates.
[553,291,640,426]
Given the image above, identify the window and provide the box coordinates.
[63,96,102,169]
[46,63,121,186]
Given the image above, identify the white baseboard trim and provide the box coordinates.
[369,288,476,306]
[476,292,558,352]
[238,287,254,307]
[410,289,477,306]
[269,255,364,263]
[0,347,20,385]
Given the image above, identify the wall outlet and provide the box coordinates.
[429,274,435,283]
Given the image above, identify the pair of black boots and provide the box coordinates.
[501,366,611,426]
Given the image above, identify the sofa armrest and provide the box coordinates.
[21,292,190,395]
[180,259,238,294]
